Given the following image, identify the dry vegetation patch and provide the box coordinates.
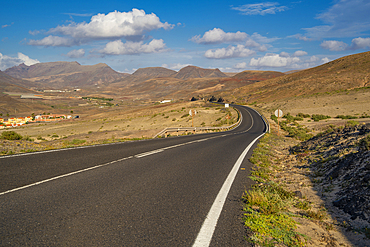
[243,108,370,246]
[0,101,238,155]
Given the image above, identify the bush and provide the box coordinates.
[311,114,331,121]
[0,131,23,140]
[283,113,303,122]
[336,115,358,119]
[297,113,311,118]
[358,135,370,151]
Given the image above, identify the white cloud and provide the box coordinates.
[162,63,191,71]
[204,45,256,59]
[66,49,85,58]
[232,2,288,15]
[233,62,247,69]
[309,56,320,62]
[320,40,348,51]
[321,57,330,64]
[250,32,280,43]
[350,37,370,49]
[304,0,370,38]
[249,52,331,70]
[249,53,300,68]
[50,9,173,40]
[321,37,370,51]
[244,38,268,52]
[28,35,78,47]
[29,30,41,36]
[0,52,39,71]
[100,39,167,55]
[289,34,312,41]
[191,28,248,44]
[293,50,308,57]
[280,51,290,57]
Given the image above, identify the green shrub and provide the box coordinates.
[336,115,358,119]
[297,113,311,118]
[283,113,303,122]
[1,131,23,140]
[311,114,331,121]
[345,120,359,127]
[358,135,370,151]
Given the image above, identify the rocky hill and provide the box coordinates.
[0,71,38,93]
[227,51,370,103]
[4,61,128,89]
[173,66,227,80]
[231,70,284,81]
[118,67,177,85]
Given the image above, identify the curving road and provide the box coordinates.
[0,105,267,246]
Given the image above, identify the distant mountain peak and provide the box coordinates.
[174,66,227,80]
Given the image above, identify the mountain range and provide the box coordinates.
[1,51,370,107]
[4,61,128,89]
[226,51,370,103]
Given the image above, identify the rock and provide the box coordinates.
[294,190,303,198]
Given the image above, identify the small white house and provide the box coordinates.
[160,100,172,104]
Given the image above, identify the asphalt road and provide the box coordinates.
[0,105,267,246]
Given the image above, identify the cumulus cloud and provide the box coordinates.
[0,52,39,71]
[204,45,256,59]
[100,39,167,55]
[321,57,330,64]
[280,51,290,57]
[250,32,280,44]
[191,28,247,44]
[232,2,288,15]
[28,9,173,49]
[50,9,173,40]
[233,62,247,69]
[309,56,320,62]
[28,35,79,47]
[304,0,370,38]
[65,49,85,58]
[293,50,308,57]
[245,38,268,52]
[320,40,348,51]
[250,53,300,67]
[162,63,191,71]
[350,37,370,49]
[249,52,329,70]
[321,37,370,51]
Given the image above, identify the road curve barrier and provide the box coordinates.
[153,108,242,138]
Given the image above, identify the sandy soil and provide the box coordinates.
[259,87,370,119]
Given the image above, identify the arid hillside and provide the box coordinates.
[231,70,284,81]
[108,67,284,101]
[4,61,128,89]
[172,66,227,80]
[226,51,370,103]
[0,71,37,93]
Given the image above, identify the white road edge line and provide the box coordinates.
[192,132,265,247]
[0,156,133,196]
[135,149,164,158]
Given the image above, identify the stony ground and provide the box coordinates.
[263,118,370,246]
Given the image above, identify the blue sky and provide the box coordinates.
[1,0,370,73]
